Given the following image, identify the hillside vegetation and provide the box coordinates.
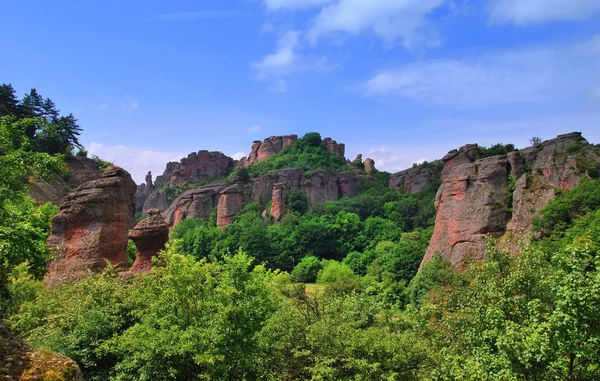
[2,86,600,380]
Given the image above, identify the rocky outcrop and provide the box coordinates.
[422,132,600,269]
[163,183,227,226]
[46,165,137,285]
[270,184,286,221]
[364,158,376,174]
[323,137,345,157]
[390,162,443,194]
[241,135,298,167]
[128,209,169,272]
[164,168,360,228]
[0,312,83,381]
[217,184,245,228]
[155,151,234,188]
[137,151,234,216]
[28,156,103,205]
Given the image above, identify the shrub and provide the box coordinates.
[291,256,322,283]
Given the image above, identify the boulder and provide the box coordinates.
[46,165,137,285]
[0,312,83,381]
[128,209,169,272]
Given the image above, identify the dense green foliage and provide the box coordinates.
[170,172,436,287]
[478,142,516,158]
[0,116,63,298]
[246,132,349,177]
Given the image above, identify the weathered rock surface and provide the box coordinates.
[389,163,443,194]
[46,165,137,284]
[270,184,286,221]
[241,135,298,167]
[164,168,360,228]
[364,158,376,174]
[128,209,169,272]
[28,156,103,205]
[163,183,227,226]
[323,137,345,157]
[422,132,600,269]
[217,184,245,228]
[155,151,234,188]
[0,312,84,381]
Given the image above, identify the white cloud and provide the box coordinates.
[249,124,262,132]
[361,38,600,108]
[488,0,600,25]
[253,30,301,92]
[93,103,109,110]
[253,30,333,91]
[264,0,333,11]
[367,145,390,154]
[87,142,184,184]
[306,0,448,49]
[231,151,247,160]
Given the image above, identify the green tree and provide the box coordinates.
[0,116,63,298]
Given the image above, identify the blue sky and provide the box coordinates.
[2,0,600,182]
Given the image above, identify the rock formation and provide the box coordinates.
[364,158,376,174]
[389,162,443,194]
[217,184,245,228]
[155,151,234,188]
[323,137,345,157]
[241,135,298,167]
[422,132,600,269]
[28,156,103,205]
[163,168,360,228]
[46,165,137,284]
[270,184,286,221]
[0,311,83,381]
[128,209,169,272]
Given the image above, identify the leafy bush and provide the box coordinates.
[291,256,322,283]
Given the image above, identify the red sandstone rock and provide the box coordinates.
[128,209,169,272]
[364,158,376,174]
[421,132,600,269]
[243,135,298,166]
[323,137,346,157]
[270,184,286,221]
[422,147,509,269]
[389,163,443,194]
[46,165,137,284]
[217,184,245,228]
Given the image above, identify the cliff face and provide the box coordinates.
[28,156,103,204]
[389,162,443,194]
[163,167,360,228]
[422,132,600,269]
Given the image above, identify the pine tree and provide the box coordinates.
[0,84,20,118]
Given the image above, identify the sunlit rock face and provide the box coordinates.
[422,132,600,269]
[46,165,137,284]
